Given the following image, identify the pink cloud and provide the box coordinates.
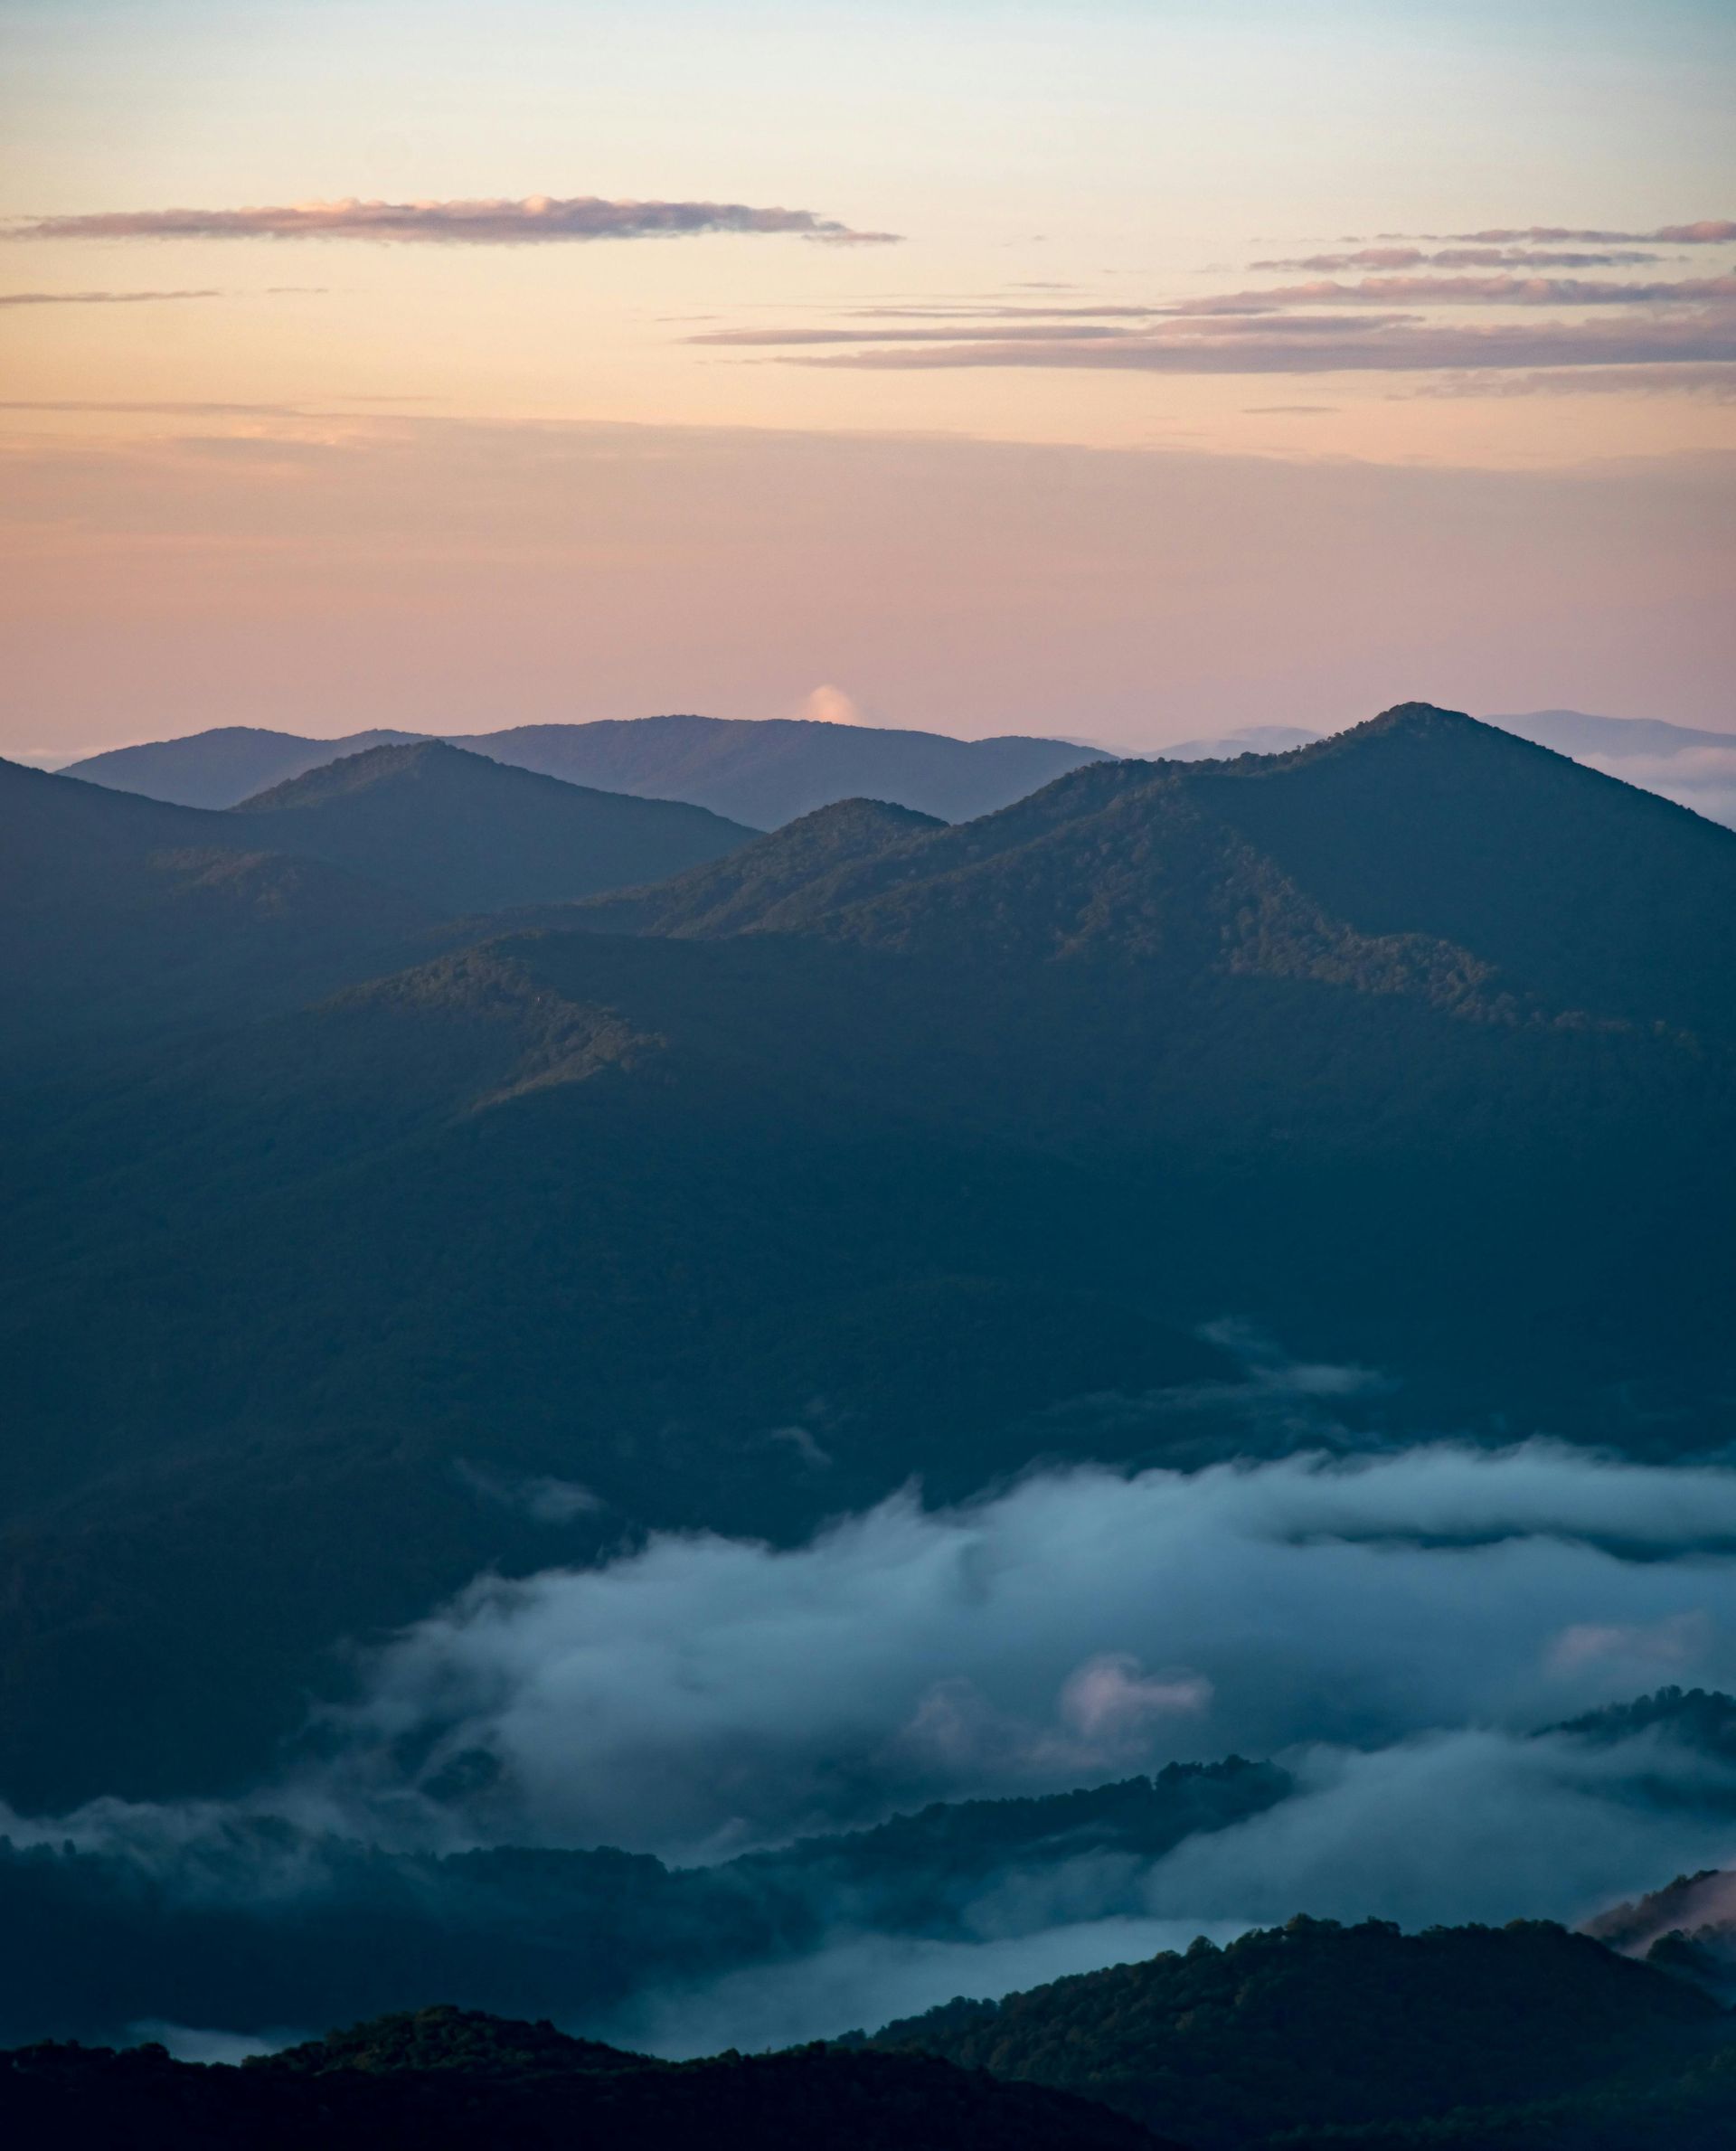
[7,194,901,246]
[1251,246,1665,271]
[792,314,1736,373]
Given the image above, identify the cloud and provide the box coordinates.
[10,1433,1736,2052]
[794,315,1736,374]
[1137,1726,1736,1935]
[0,288,222,306]
[6,194,901,247]
[710,270,1736,344]
[808,314,1736,372]
[1383,221,1736,246]
[127,2022,303,2065]
[794,684,868,725]
[282,1441,1736,1861]
[456,1461,604,1524]
[1570,744,1736,830]
[693,265,1736,380]
[1251,248,1665,272]
[1229,272,1736,307]
[608,1918,1246,2058]
[1410,363,1736,400]
[1547,1611,1712,1675]
[692,323,1147,345]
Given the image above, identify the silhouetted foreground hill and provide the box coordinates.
[0,2006,1165,2151]
[854,1915,1736,2148]
[65,712,1106,823]
[2,705,1732,1803]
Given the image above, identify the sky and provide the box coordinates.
[2,0,1732,755]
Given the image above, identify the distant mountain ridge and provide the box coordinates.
[63,713,1109,825]
[59,704,1736,831]
[1486,709,1736,759]
[64,724,428,807]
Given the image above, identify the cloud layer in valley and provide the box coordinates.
[9,1440,1736,2050]
[289,1441,1736,1858]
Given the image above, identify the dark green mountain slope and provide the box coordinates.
[232,741,755,911]
[61,722,428,807]
[0,744,753,1055]
[0,754,439,1055]
[651,705,1735,1037]
[573,795,944,936]
[0,2006,1166,2150]
[855,1916,1733,2147]
[2,703,1731,1803]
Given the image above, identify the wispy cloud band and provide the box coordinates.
[5,194,901,247]
[788,317,1736,375]
[1250,247,1665,272]
[1385,220,1735,246]
[0,287,222,307]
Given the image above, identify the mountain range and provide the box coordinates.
[61,713,1108,825]
[53,704,1736,832]
[4,1691,1731,2057]
[0,2005,1165,2150]
[14,1908,1736,2148]
[1,703,1731,1807]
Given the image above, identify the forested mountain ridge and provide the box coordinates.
[591,705,1735,1037]
[0,744,750,1054]
[0,752,442,1053]
[854,1916,1736,2148]
[0,2005,1168,2149]
[1,704,1731,1806]
[231,739,755,911]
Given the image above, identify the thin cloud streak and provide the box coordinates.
[792,316,1736,374]
[6,194,901,247]
[0,288,222,306]
[1226,272,1736,308]
[1380,219,1736,245]
[1251,247,1665,271]
[1410,363,1736,400]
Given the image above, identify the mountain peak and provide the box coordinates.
[236,738,482,811]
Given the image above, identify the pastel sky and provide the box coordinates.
[2,0,1732,754]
